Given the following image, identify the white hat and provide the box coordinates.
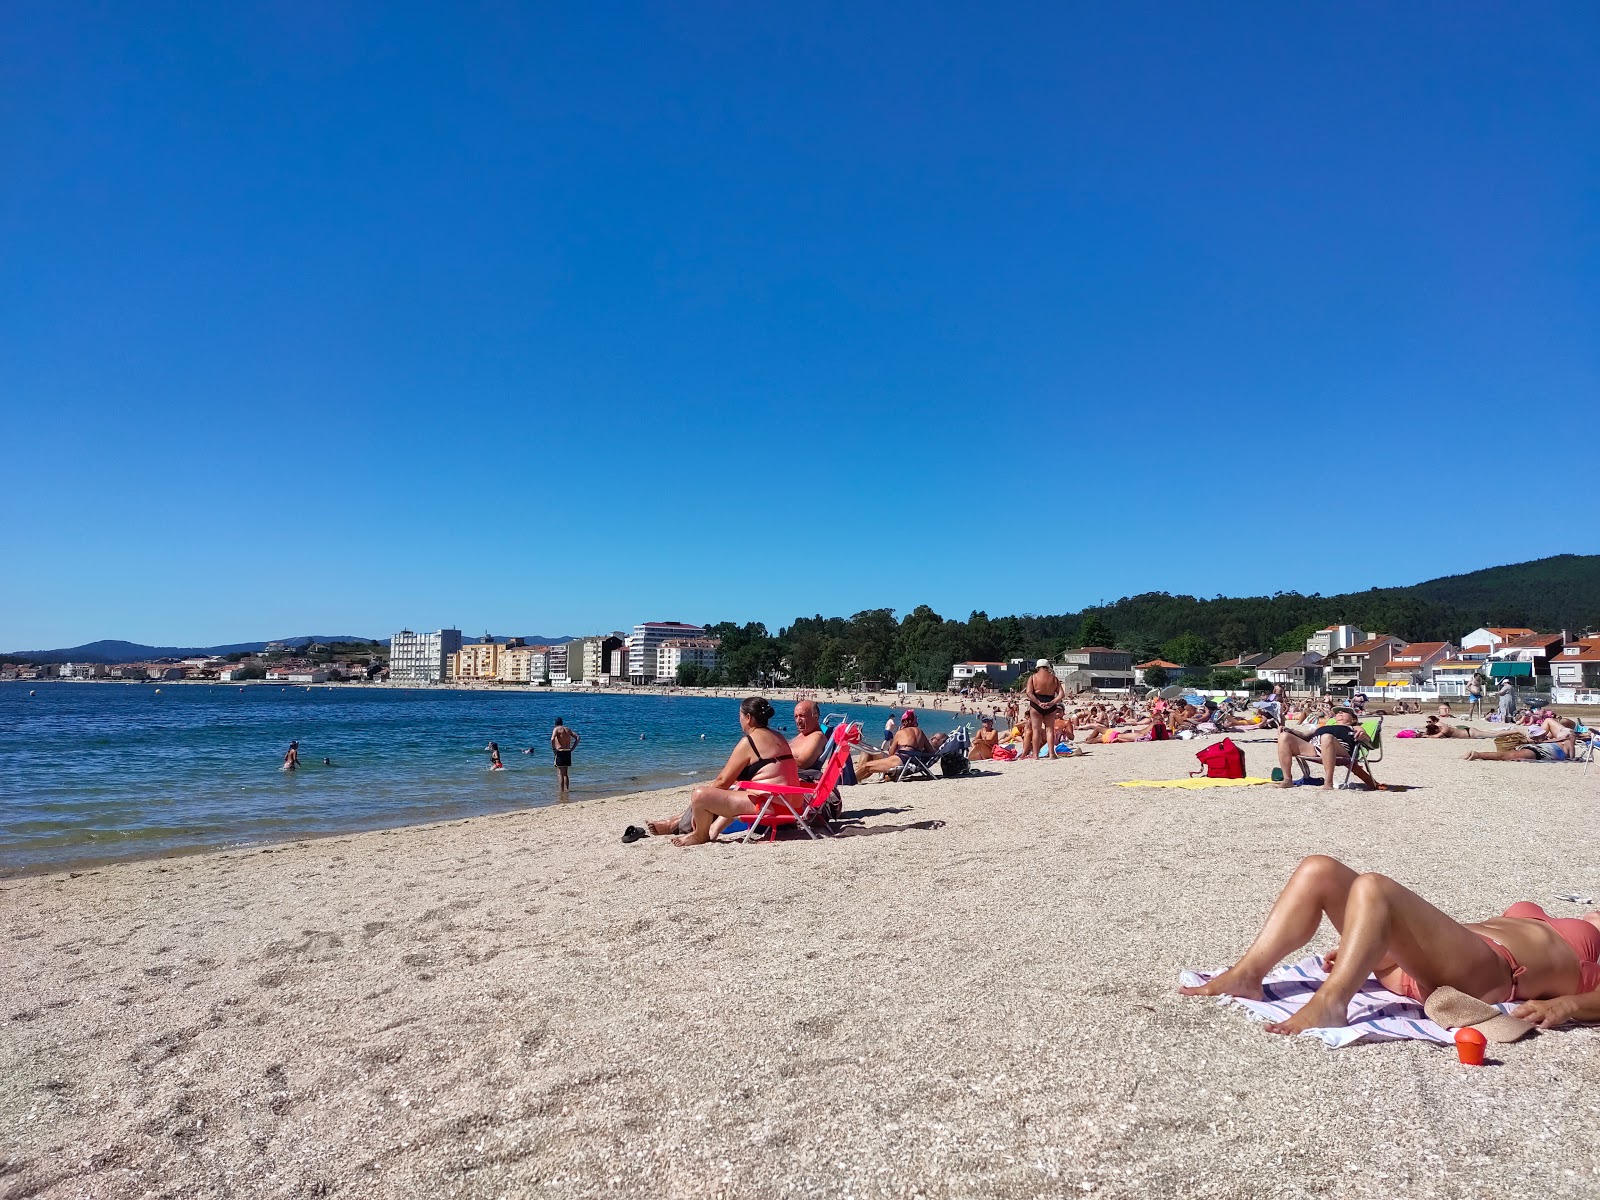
[1036,658,1050,668]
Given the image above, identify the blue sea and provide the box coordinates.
[0,683,969,875]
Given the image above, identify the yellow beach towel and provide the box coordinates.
[1116,777,1273,789]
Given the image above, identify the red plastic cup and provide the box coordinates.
[1455,1027,1487,1065]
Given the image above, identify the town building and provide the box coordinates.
[627,622,707,685]
[578,635,626,682]
[656,637,720,680]
[1256,652,1326,690]
[389,628,463,684]
[547,643,569,683]
[1133,659,1184,686]
[1376,642,1457,686]
[1552,639,1600,690]
[1459,627,1537,658]
[497,642,549,684]
[1305,626,1366,656]
[1058,647,1136,692]
[452,637,508,682]
[57,662,108,680]
[1482,631,1567,681]
[947,660,1020,691]
[1212,653,1271,673]
[1323,635,1403,690]
[267,668,330,684]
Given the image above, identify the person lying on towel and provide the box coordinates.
[1464,717,1578,762]
[1181,854,1600,1035]
[854,710,939,780]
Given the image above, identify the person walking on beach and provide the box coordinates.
[550,718,580,790]
[282,741,300,771]
[1496,677,1516,723]
[487,741,504,771]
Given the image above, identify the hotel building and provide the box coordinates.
[656,638,719,680]
[389,628,463,684]
[627,621,706,684]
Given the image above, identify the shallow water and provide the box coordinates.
[0,683,968,873]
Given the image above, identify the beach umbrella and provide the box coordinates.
[1159,685,1185,700]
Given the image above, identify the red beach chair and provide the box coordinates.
[729,722,860,842]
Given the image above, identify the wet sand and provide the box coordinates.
[4,726,1598,1198]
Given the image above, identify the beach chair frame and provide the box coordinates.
[729,722,860,842]
[1291,717,1382,789]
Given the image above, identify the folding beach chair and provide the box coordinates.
[1291,717,1382,789]
[729,722,860,842]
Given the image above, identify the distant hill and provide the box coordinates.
[5,636,378,665]
[5,632,582,664]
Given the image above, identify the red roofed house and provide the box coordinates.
[1485,631,1568,682]
[1377,642,1457,686]
[1133,659,1184,686]
[1460,627,1537,658]
[1552,638,1600,690]
[1324,635,1404,690]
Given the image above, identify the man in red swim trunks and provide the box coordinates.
[1181,855,1600,1035]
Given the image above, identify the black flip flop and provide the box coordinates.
[621,825,647,844]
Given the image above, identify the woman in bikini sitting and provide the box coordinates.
[1024,659,1066,760]
[672,697,799,846]
[855,710,935,779]
[1181,854,1600,1035]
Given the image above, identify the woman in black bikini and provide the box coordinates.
[1024,659,1065,760]
[673,697,799,846]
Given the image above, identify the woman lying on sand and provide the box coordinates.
[1422,716,1480,739]
[671,697,799,846]
[1181,855,1600,1034]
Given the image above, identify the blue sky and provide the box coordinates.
[4,3,1597,648]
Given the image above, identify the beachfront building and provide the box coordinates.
[1323,635,1403,691]
[266,668,329,684]
[1460,627,1537,658]
[627,621,706,685]
[1305,625,1366,656]
[577,635,625,683]
[1132,659,1184,686]
[1058,647,1135,692]
[656,637,719,680]
[497,643,550,684]
[451,637,509,682]
[57,662,108,680]
[547,643,569,683]
[1256,652,1325,692]
[947,660,1019,692]
[1375,641,1457,687]
[1552,639,1600,690]
[389,628,463,684]
[1212,653,1271,675]
[1481,631,1567,682]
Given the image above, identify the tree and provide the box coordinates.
[1208,667,1246,691]
[1077,614,1116,648]
[1141,666,1169,690]
[1274,622,1323,655]
[1162,632,1219,677]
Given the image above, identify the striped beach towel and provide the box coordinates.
[1178,955,1520,1048]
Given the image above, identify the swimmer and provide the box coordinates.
[282,741,300,771]
[322,757,332,766]
[486,741,503,770]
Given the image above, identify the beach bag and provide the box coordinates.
[940,752,969,777]
[1192,737,1246,779]
[1494,730,1529,753]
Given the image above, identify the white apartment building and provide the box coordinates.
[627,622,706,684]
[389,628,463,683]
[58,662,108,679]
[1305,625,1366,656]
[547,643,569,682]
[656,638,719,680]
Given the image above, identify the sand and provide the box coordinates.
[4,724,1599,1198]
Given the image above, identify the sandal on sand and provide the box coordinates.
[622,825,647,844]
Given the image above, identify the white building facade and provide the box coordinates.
[627,622,706,684]
[656,638,719,680]
[389,628,463,683]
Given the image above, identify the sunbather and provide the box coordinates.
[1422,716,1479,739]
[1274,707,1380,790]
[1180,854,1600,1034]
[855,709,934,780]
[1024,659,1066,760]
[1465,718,1578,762]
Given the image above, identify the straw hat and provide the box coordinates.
[1423,986,1534,1043]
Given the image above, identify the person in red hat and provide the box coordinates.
[853,709,936,781]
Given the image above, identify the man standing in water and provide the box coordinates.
[551,718,580,791]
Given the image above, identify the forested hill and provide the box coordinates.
[703,554,1600,690]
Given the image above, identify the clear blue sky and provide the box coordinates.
[4,3,1597,649]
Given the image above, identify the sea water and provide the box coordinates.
[0,683,970,874]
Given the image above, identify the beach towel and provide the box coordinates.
[1117,777,1272,789]
[1178,955,1520,1048]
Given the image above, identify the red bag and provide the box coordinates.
[1192,737,1245,779]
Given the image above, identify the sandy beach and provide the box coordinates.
[5,725,1599,1199]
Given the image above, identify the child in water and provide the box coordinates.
[487,742,503,770]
